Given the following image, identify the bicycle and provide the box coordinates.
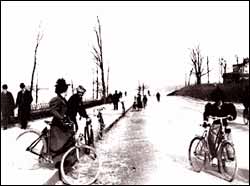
[96,107,105,140]
[243,107,249,125]
[188,116,237,182]
[15,118,101,185]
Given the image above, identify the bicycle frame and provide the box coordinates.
[26,132,47,158]
[200,116,231,160]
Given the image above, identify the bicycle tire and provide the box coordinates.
[84,126,95,148]
[15,129,46,170]
[60,145,100,185]
[188,137,206,172]
[217,141,237,182]
[243,109,249,125]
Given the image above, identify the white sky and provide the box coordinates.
[1,1,249,102]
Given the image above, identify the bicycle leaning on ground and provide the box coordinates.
[188,116,237,182]
[15,118,101,185]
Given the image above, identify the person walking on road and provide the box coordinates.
[16,83,33,129]
[67,85,91,132]
[112,90,120,110]
[143,94,148,108]
[156,92,161,102]
[1,84,15,130]
[137,93,143,110]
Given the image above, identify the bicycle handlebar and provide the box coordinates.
[207,115,232,121]
[201,115,232,128]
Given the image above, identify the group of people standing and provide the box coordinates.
[1,83,33,130]
[133,93,148,111]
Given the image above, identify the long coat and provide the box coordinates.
[49,95,74,153]
[16,90,33,119]
[67,94,88,124]
[1,91,15,116]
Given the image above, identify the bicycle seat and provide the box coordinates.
[97,107,105,111]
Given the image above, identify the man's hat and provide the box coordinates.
[20,83,25,89]
[2,84,8,90]
[76,85,86,93]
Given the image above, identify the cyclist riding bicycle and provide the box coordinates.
[67,85,91,132]
[203,85,237,165]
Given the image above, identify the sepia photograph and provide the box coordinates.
[1,1,249,185]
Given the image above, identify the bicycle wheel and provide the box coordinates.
[188,137,206,172]
[243,109,249,125]
[217,142,237,182]
[84,126,95,148]
[60,145,100,185]
[15,129,46,170]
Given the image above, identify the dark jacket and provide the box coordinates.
[16,89,33,117]
[49,95,73,152]
[67,94,88,123]
[203,102,237,126]
[1,91,15,116]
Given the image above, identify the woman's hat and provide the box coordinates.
[55,78,70,87]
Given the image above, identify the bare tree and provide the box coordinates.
[189,45,208,85]
[106,66,110,96]
[96,65,99,99]
[188,68,193,86]
[92,16,106,102]
[92,68,95,100]
[31,22,43,92]
[207,56,210,84]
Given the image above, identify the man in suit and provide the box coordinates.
[16,83,33,129]
[1,84,15,130]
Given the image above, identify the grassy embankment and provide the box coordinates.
[168,83,248,103]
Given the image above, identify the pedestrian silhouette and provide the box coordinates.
[1,84,15,130]
[16,83,33,129]
[156,92,161,102]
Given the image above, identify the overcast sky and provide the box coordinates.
[1,1,249,102]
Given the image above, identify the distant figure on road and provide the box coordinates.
[112,90,120,110]
[16,83,33,129]
[147,90,151,96]
[156,92,160,102]
[137,93,143,110]
[143,95,148,108]
[119,93,126,114]
[1,84,15,130]
[67,85,90,132]
[132,96,137,110]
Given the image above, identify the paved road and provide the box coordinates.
[92,96,249,185]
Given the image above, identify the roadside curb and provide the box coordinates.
[44,104,133,185]
[103,105,133,134]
